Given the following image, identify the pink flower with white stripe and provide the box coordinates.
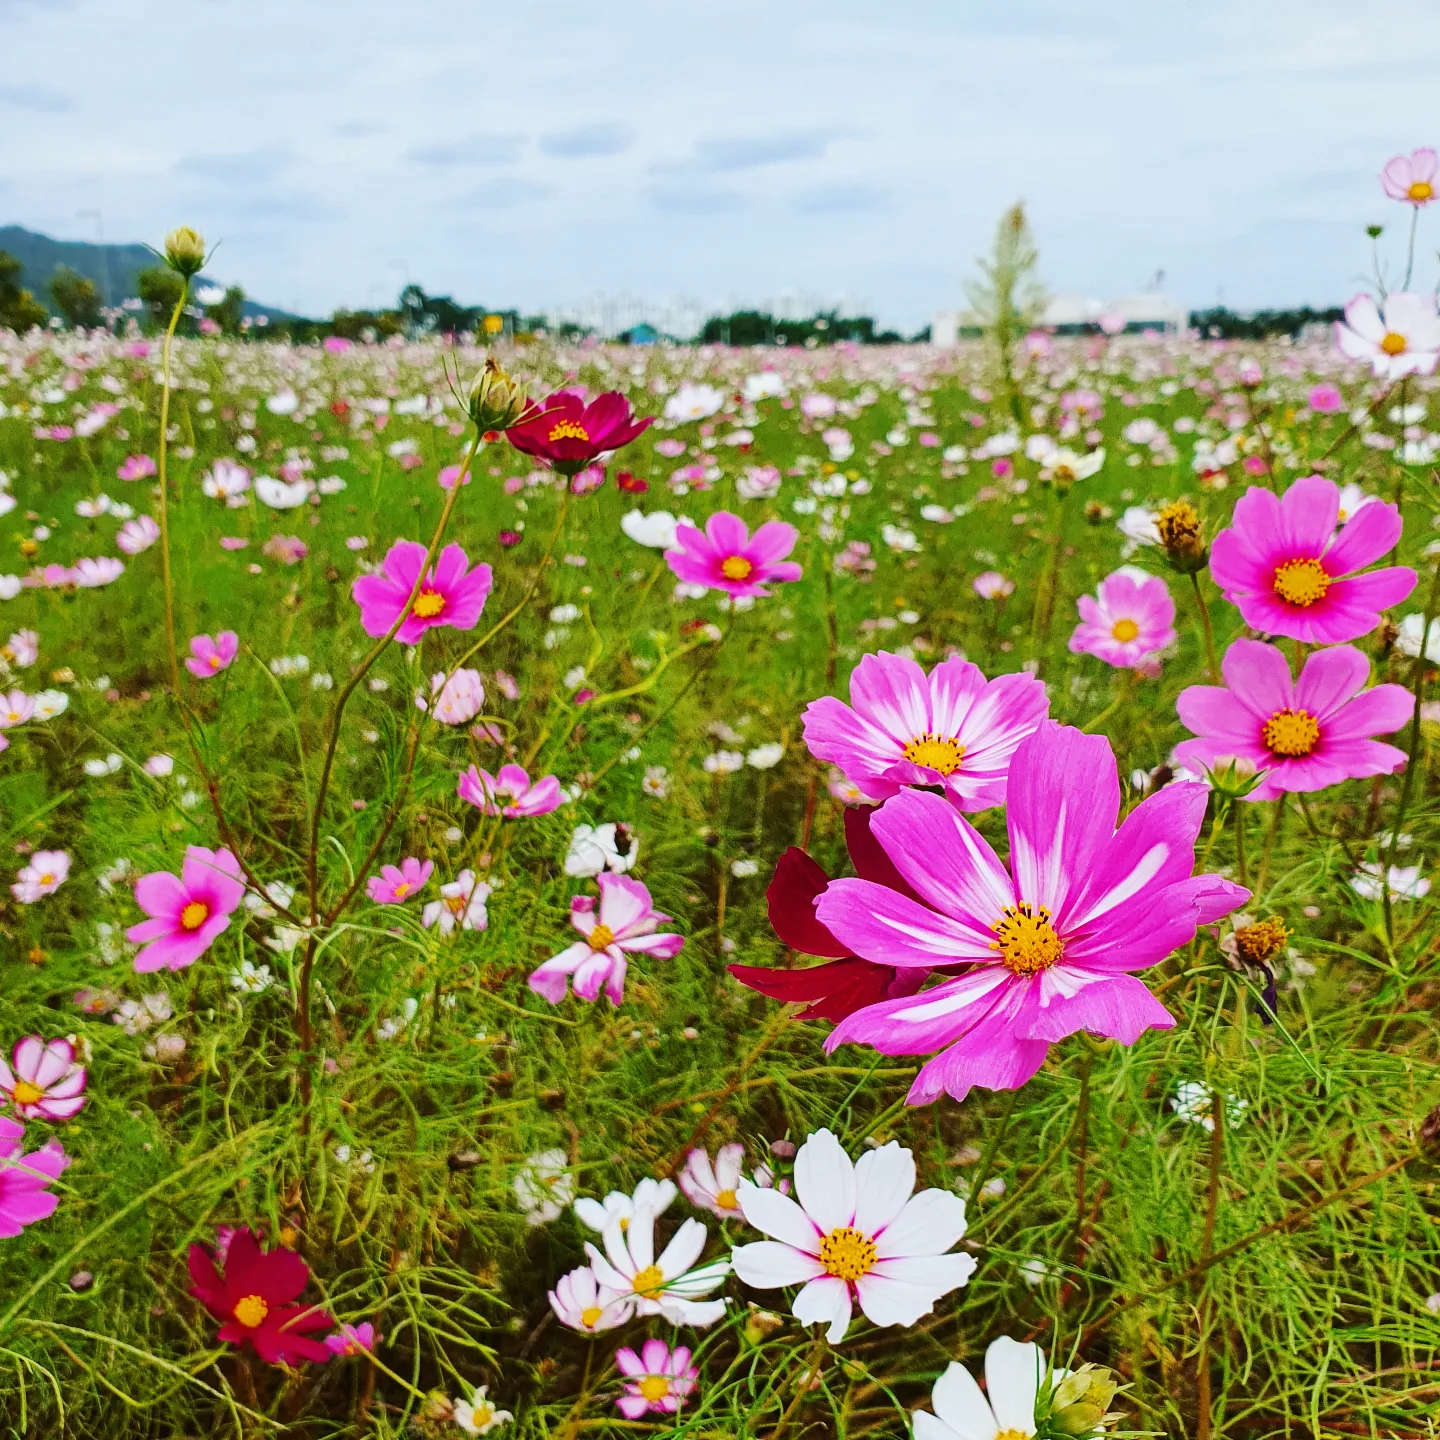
[819,723,1249,1105]
[529,873,684,1006]
[730,1128,974,1343]
[0,1037,87,1120]
[801,652,1049,812]
[457,764,562,818]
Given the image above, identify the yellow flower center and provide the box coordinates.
[233,1294,268,1328]
[393,881,411,897]
[548,419,590,442]
[588,923,616,951]
[411,588,446,619]
[1052,463,1076,482]
[179,900,210,931]
[1272,557,1330,607]
[1409,181,1434,202]
[37,873,54,887]
[638,1376,672,1403]
[720,555,753,581]
[580,1304,604,1329]
[992,902,1065,975]
[208,654,222,669]
[996,1432,1030,1440]
[902,732,966,775]
[1262,707,1320,757]
[1381,331,1409,356]
[445,894,467,915]
[1110,618,1140,643]
[12,1080,44,1105]
[715,1188,739,1211]
[818,1225,878,1282]
[631,1264,666,1299]
[1234,917,1292,965]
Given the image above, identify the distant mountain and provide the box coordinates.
[0,225,299,320]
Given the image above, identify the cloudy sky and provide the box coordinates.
[4,0,1440,327]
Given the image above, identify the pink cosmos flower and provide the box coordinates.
[1210,476,1416,643]
[366,857,433,904]
[1175,639,1414,802]
[1335,292,1440,378]
[116,515,160,555]
[438,464,471,490]
[665,511,802,598]
[12,850,71,903]
[1069,569,1176,669]
[325,1322,378,1357]
[117,454,156,482]
[972,571,1014,599]
[457,763,562,818]
[820,723,1248,1105]
[262,535,308,565]
[423,668,485,725]
[1308,383,1344,414]
[529,873,685,1006]
[0,691,34,728]
[351,541,493,645]
[615,1340,698,1419]
[0,1117,69,1237]
[1381,148,1439,205]
[0,1037,87,1120]
[801,652,1049,812]
[548,1264,632,1333]
[74,557,124,587]
[186,631,239,677]
[679,1144,746,1220]
[125,846,246,972]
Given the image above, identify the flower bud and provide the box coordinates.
[1155,500,1208,574]
[163,227,207,278]
[467,358,530,432]
[743,1305,785,1344]
[1205,754,1265,802]
[1049,1363,1121,1435]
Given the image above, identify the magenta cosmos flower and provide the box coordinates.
[1335,292,1440,379]
[615,1340,698,1418]
[505,389,653,476]
[1210,476,1416,644]
[185,631,239,678]
[351,541,493,645]
[325,1321,378,1358]
[1175,638,1414,802]
[366,857,433,904]
[802,652,1049,812]
[819,723,1248,1105]
[0,1117,69,1237]
[1381,147,1439,205]
[457,763,562,818]
[0,1036,87,1120]
[1069,568,1176,669]
[666,511,802,598]
[529,873,684,1006]
[126,845,246,972]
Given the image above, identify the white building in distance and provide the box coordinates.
[932,291,1187,347]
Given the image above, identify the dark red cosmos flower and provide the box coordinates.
[729,808,928,1022]
[616,470,649,493]
[504,389,652,476]
[188,1227,334,1365]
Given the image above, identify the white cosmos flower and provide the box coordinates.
[584,1204,730,1326]
[421,870,491,934]
[1336,291,1440,378]
[254,476,310,509]
[742,372,787,402]
[265,388,300,415]
[1396,613,1440,663]
[622,509,687,549]
[564,822,638,877]
[664,383,725,422]
[913,1336,1059,1440]
[1040,447,1104,484]
[0,575,21,600]
[513,1149,575,1226]
[574,1176,678,1233]
[730,1128,974,1343]
[746,742,785,770]
[1350,862,1431,901]
[1117,505,1161,556]
[1335,483,1378,525]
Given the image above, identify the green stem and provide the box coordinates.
[1189,570,1220,683]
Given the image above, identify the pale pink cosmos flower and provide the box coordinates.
[366,857,433,905]
[615,1340,699,1418]
[730,1128,974,1343]
[424,668,485,725]
[547,1264,633,1334]
[529,873,685,1006]
[679,1144,747,1220]
[1381,147,1439,205]
[972,571,1014,599]
[116,454,156,482]
[12,850,71,903]
[73,557,124,587]
[0,690,34,728]
[421,870,492,934]
[493,670,520,701]
[457,763,562,818]
[437,464,472,490]
[0,1116,69,1237]
[5,630,38,667]
[126,846,246,972]
[351,541,493,645]
[201,458,252,505]
[1335,292,1440,378]
[801,652,1049,812]
[1069,569,1176,669]
[116,515,160,555]
[584,1203,729,1324]
[665,511,802,598]
[186,632,239,678]
[1175,639,1414,802]
[820,723,1249,1105]
[1210,475,1416,643]
[0,1037,87,1120]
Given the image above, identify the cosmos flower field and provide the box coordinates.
[3,201,1440,1438]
